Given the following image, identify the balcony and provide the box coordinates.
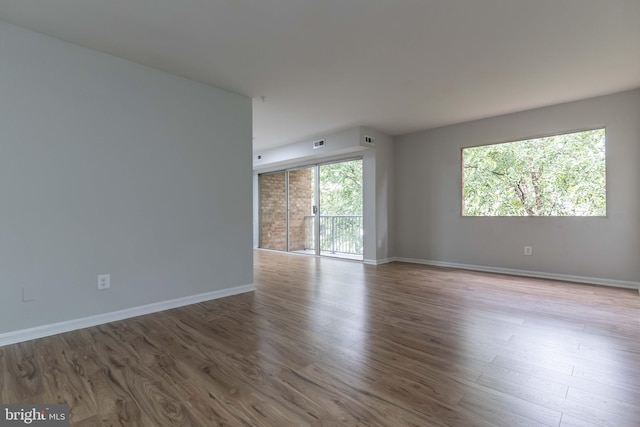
[300,215,363,260]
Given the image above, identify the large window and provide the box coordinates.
[462,128,606,216]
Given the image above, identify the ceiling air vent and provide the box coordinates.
[313,139,326,149]
[363,135,375,146]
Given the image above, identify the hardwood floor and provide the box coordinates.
[1,250,639,426]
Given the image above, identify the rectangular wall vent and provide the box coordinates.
[313,139,326,149]
[363,135,375,146]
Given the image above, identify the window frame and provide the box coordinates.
[460,127,607,217]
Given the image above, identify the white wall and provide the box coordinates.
[395,90,640,286]
[359,128,394,262]
[253,127,363,170]
[0,21,253,335]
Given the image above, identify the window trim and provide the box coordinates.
[460,126,607,217]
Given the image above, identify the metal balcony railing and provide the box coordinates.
[304,215,363,256]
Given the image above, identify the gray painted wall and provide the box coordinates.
[395,90,640,284]
[0,21,253,334]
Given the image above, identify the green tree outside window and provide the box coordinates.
[462,129,606,216]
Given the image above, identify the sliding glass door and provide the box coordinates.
[287,166,316,255]
[319,160,363,259]
[259,158,363,260]
[258,171,287,251]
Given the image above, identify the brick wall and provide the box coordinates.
[288,168,313,251]
[259,172,287,250]
[259,169,313,252]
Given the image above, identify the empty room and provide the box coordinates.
[0,1,639,426]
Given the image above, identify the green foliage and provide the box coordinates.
[318,159,363,255]
[319,159,363,215]
[462,129,606,216]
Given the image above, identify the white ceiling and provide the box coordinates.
[1,1,639,152]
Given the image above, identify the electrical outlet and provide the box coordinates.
[98,274,111,290]
[524,246,533,256]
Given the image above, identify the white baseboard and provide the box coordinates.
[364,258,396,265]
[394,258,640,290]
[0,283,256,348]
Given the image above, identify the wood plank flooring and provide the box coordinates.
[1,250,639,426]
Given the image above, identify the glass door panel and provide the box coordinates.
[319,159,363,260]
[259,171,287,251]
[287,166,316,255]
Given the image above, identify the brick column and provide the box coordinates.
[287,168,313,251]
[259,172,287,251]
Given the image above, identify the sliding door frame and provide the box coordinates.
[259,156,363,260]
